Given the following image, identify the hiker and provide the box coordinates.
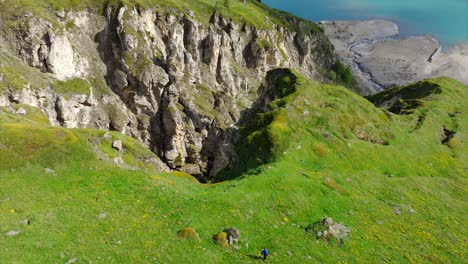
[261,247,269,261]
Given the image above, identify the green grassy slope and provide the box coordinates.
[0,0,322,32]
[1,74,466,263]
[220,72,465,181]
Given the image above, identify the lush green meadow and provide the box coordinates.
[1,74,466,263]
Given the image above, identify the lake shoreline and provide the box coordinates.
[320,20,468,95]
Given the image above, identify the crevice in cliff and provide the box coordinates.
[149,80,172,163]
[54,97,65,126]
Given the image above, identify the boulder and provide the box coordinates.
[213,227,240,247]
[103,132,112,139]
[16,108,27,115]
[6,230,20,237]
[224,227,240,245]
[112,140,123,151]
[306,217,350,246]
[65,258,77,264]
[44,167,57,175]
[113,157,125,166]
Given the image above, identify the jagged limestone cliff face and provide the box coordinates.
[0,3,335,180]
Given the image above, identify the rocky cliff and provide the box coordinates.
[0,1,336,181]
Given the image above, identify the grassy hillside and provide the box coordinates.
[1,74,466,263]
[220,73,465,181]
[0,0,322,33]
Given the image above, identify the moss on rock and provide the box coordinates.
[212,232,229,247]
[176,227,200,241]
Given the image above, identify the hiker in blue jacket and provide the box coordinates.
[261,247,269,261]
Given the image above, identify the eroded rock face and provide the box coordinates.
[1,86,129,129]
[0,7,335,180]
[8,17,89,80]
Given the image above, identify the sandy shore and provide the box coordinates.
[321,20,468,95]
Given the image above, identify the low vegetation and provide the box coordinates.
[51,78,91,97]
[330,60,359,92]
[0,0,322,33]
[1,74,466,263]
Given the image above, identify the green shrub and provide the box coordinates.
[312,143,327,157]
[332,61,358,91]
[177,227,200,241]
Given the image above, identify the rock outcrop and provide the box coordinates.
[306,217,350,246]
[212,227,240,247]
[0,5,336,181]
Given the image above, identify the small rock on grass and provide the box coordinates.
[98,213,107,220]
[65,258,77,264]
[16,108,27,115]
[44,167,57,175]
[6,230,20,237]
[112,140,123,151]
[113,157,124,166]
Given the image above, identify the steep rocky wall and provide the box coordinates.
[0,5,335,181]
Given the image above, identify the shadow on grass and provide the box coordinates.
[247,254,263,260]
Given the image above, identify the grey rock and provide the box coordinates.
[324,132,333,140]
[16,108,27,115]
[65,258,77,264]
[112,140,123,151]
[6,230,20,237]
[180,164,202,176]
[44,167,57,175]
[223,227,240,245]
[306,217,350,246]
[394,207,401,215]
[113,157,125,166]
[98,213,107,219]
[56,10,66,18]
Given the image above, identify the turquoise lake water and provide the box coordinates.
[263,0,468,47]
